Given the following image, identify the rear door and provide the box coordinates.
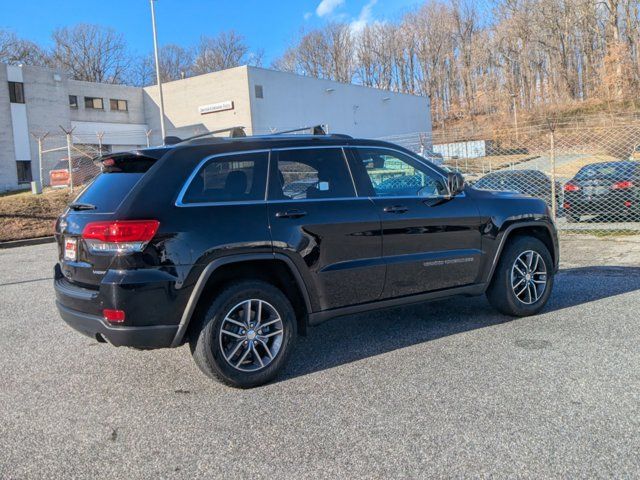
[267,147,384,311]
[348,146,483,299]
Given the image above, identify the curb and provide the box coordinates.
[0,236,55,249]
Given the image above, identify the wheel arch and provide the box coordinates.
[170,254,312,347]
[485,221,558,287]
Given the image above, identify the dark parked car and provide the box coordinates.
[563,161,640,222]
[473,169,561,208]
[54,130,558,388]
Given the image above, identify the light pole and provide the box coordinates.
[150,0,167,144]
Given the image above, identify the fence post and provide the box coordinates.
[549,130,557,220]
[97,131,105,157]
[60,126,75,193]
[30,132,48,193]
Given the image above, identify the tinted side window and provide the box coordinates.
[353,148,447,197]
[182,151,268,204]
[269,148,355,200]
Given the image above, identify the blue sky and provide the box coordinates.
[1,0,423,65]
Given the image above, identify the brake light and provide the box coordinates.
[103,309,125,324]
[612,180,634,190]
[564,183,580,192]
[82,220,159,254]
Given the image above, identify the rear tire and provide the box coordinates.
[190,280,297,388]
[486,236,554,317]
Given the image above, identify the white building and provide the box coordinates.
[0,63,431,191]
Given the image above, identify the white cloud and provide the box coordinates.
[316,0,345,17]
[304,11,313,20]
[350,0,378,33]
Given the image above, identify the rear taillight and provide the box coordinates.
[82,220,159,254]
[564,183,580,192]
[612,180,634,190]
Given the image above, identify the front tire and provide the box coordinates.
[486,236,554,317]
[190,280,297,388]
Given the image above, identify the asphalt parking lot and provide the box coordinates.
[1,240,639,479]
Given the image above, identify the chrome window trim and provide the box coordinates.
[175,144,453,208]
[175,149,271,207]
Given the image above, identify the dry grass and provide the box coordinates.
[0,189,72,242]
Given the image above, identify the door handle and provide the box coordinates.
[275,209,307,219]
[383,205,409,214]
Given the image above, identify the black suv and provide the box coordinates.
[54,130,558,388]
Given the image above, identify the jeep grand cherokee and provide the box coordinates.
[54,129,558,388]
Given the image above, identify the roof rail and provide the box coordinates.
[163,126,246,145]
[272,125,328,135]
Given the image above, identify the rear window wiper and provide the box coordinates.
[68,202,96,211]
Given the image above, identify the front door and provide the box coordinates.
[267,147,385,311]
[348,146,483,299]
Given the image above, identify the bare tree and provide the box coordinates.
[272,23,355,82]
[192,31,261,75]
[50,24,130,83]
[0,29,48,66]
[156,44,194,82]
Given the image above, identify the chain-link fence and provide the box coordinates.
[30,129,151,194]
[383,123,640,235]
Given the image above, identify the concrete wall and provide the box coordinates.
[68,79,146,125]
[247,67,431,138]
[143,66,252,145]
[0,64,19,190]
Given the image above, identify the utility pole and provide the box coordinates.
[150,0,167,144]
[60,126,76,193]
[145,129,153,148]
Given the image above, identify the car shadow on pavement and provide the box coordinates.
[278,265,640,382]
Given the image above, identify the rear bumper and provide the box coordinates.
[56,301,178,348]
[53,262,194,348]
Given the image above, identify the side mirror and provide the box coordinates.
[447,171,465,196]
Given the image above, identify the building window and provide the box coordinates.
[109,99,128,111]
[16,161,32,184]
[69,95,78,108]
[254,85,264,99]
[84,97,104,109]
[8,82,25,104]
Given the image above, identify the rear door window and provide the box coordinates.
[180,151,269,204]
[269,148,355,200]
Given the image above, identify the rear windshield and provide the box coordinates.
[71,153,160,213]
[575,163,638,179]
[74,173,144,213]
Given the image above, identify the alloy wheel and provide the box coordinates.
[218,299,284,372]
[510,250,547,305]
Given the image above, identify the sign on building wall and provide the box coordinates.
[198,100,234,115]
